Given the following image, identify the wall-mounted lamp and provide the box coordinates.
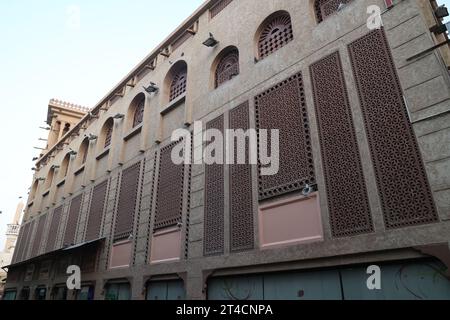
[51,165,60,170]
[37,178,45,182]
[436,5,449,19]
[203,33,219,47]
[88,112,99,119]
[86,134,98,141]
[143,82,159,94]
[31,168,37,171]
[113,113,125,120]
[68,149,78,156]
[32,157,39,161]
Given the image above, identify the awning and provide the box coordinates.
[4,237,105,270]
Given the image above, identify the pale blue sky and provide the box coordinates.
[0,0,449,249]
[0,0,204,248]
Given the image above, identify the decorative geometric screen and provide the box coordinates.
[154,141,185,230]
[229,102,254,252]
[314,0,353,23]
[216,48,239,88]
[46,206,63,252]
[133,99,145,128]
[210,0,233,19]
[14,222,31,263]
[64,194,83,246]
[169,68,187,102]
[258,12,293,60]
[255,72,316,200]
[85,180,108,241]
[204,115,225,256]
[348,28,438,229]
[114,162,141,240]
[22,220,36,261]
[310,51,373,237]
[31,214,47,257]
[104,124,113,148]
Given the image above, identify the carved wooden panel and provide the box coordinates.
[216,48,239,88]
[85,180,108,241]
[114,162,141,240]
[46,206,63,252]
[169,69,187,102]
[348,29,438,229]
[258,13,293,59]
[31,214,47,257]
[310,51,373,237]
[255,72,316,200]
[229,102,255,252]
[314,0,353,23]
[155,141,185,230]
[133,99,145,128]
[64,194,83,246]
[204,115,225,256]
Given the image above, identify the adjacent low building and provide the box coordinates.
[4,0,450,300]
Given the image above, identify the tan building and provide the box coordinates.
[0,202,23,300]
[4,0,450,300]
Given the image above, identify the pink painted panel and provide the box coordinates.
[150,227,182,264]
[259,193,323,249]
[110,240,132,269]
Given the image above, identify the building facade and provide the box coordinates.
[1,202,23,300]
[4,0,450,300]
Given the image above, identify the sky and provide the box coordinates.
[0,0,450,249]
[0,0,204,248]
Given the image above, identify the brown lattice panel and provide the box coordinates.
[30,215,46,257]
[46,206,63,252]
[133,99,145,127]
[348,29,438,229]
[64,194,83,246]
[154,141,185,230]
[169,68,187,102]
[114,162,141,240]
[210,0,233,19]
[104,125,113,148]
[204,115,225,256]
[229,102,255,252]
[314,0,353,23]
[255,72,316,201]
[310,52,373,237]
[258,13,293,60]
[85,180,108,241]
[216,48,239,88]
[15,222,31,263]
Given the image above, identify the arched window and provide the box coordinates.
[133,98,145,127]
[169,63,188,102]
[30,180,39,200]
[257,12,293,60]
[314,0,352,23]
[45,168,55,190]
[215,47,239,88]
[79,138,89,165]
[102,119,114,149]
[61,154,70,178]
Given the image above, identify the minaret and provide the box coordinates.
[3,202,24,253]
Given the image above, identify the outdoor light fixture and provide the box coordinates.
[203,33,219,47]
[32,157,39,161]
[113,113,125,120]
[31,168,37,171]
[39,126,51,131]
[69,149,78,156]
[436,5,449,19]
[87,133,98,141]
[51,165,60,170]
[89,112,99,119]
[144,82,159,94]
[37,178,45,182]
